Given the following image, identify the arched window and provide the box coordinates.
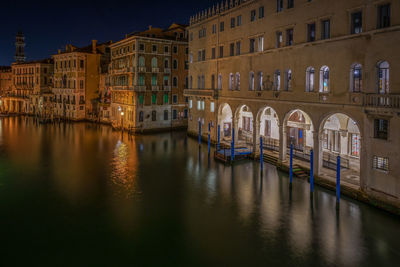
[257,71,263,91]
[201,75,205,89]
[189,76,193,89]
[377,61,389,94]
[185,76,188,88]
[151,57,158,68]
[173,77,178,87]
[173,59,178,69]
[274,70,280,91]
[350,63,362,93]
[63,74,67,88]
[139,56,145,67]
[249,71,255,90]
[211,74,215,90]
[164,110,168,120]
[197,76,201,89]
[319,66,330,92]
[284,69,292,91]
[235,72,240,90]
[229,73,234,90]
[218,74,222,90]
[152,111,157,121]
[306,67,315,92]
[164,58,169,68]
[139,111,144,122]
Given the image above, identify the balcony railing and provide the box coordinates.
[164,68,171,74]
[134,86,146,92]
[163,86,171,91]
[138,67,147,73]
[152,67,159,73]
[365,94,400,109]
[152,86,160,91]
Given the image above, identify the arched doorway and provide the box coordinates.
[284,109,314,162]
[218,103,233,144]
[235,105,253,147]
[258,107,280,151]
[319,113,361,186]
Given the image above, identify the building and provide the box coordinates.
[2,59,53,114]
[15,30,26,63]
[185,0,400,207]
[98,72,112,123]
[0,66,12,95]
[52,40,111,120]
[109,23,189,131]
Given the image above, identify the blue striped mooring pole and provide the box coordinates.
[231,128,235,161]
[310,149,314,194]
[336,156,341,207]
[290,144,293,185]
[208,123,211,156]
[217,125,220,150]
[260,137,263,171]
[198,120,201,146]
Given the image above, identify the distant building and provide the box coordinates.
[52,40,111,120]
[15,30,26,63]
[109,23,188,131]
[185,0,400,206]
[0,66,12,96]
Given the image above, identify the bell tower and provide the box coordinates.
[15,30,26,63]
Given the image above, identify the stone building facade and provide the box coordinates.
[109,23,188,131]
[185,0,400,206]
[52,41,111,120]
[0,66,12,97]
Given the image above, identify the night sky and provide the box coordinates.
[0,0,214,66]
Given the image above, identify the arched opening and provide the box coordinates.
[284,109,314,162]
[319,66,330,92]
[320,113,361,186]
[306,66,315,92]
[235,105,253,147]
[377,61,389,94]
[218,103,233,143]
[258,107,280,151]
[350,63,362,92]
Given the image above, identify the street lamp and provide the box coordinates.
[121,111,124,132]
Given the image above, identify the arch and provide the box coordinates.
[350,63,362,93]
[256,106,280,151]
[306,66,315,92]
[234,104,254,146]
[319,65,330,92]
[377,60,389,94]
[218,103,233,140]
[319,112,361,187]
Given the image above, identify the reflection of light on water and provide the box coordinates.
[110,140,141,199]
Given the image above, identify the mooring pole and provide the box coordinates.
[231,128,235,161]
[336,156,341,209]
[198,120,201,146]
[217,125,220,150]
[260,136,263,171]
[208,123,211,156]
[290,144,293,185]
[310,149,314,196]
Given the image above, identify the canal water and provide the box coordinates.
[0,117,399,266]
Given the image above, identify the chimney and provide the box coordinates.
[92,40,97,54]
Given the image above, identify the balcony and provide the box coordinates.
[134,86,146,92]
[138,67,147,73]
[163,86,171,91]
[152,86,160,91]
[79,100,85,105]
[183,88,215,98]
[152,67,160,73]
[112,86,129,91]
[365,94,400,109]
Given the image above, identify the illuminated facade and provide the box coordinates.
[185,0,400,206]
[109,23,188,131]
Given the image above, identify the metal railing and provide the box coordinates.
[323,152,349,170]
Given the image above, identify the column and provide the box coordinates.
[253,118,260,155]
[279,122,287,162]
[313,130,322,176]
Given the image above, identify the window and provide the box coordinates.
[152,75,157,86]
[277,0,283,12]
[320,66,330,92]
[212,24,217,34]
[351,12,362,34]
[152,45,157,52]
[138,111,144,122]
[377,4,390,29]
[189,99,193,109]
[286,29,293,46]
[231,18,235,28]
[249,38,255,53]
[219,46,224,58]
[152,94,157,105]
[139,75,145,86]
[307,23,316,42]
[198,50,201,62]
[373,156,389,172]
[236,41,241,55]
[249,72,255,90]
[139,56,145,67]
[139,44,145,51]
[306,67,315,92]
[258,37,264,52]
[377,61,389,94]
[287,0,294,9]
[321,19,330,40]
[190,32,194,41]
[164,110,169,120]
[374,119,388,140]
[201,100,205,110]
[139,95,144,105]
[80,60,84,69]
[164,46,169,53]
[218,74,222,90]
[276,31,283,48]
[173,60,178,69]
[259,6,264,18]
[164,94,169,104]
[211,47,216,59]
[237,15,242,26]
[251,10,256,21]
[165,59,170,68]
[284,69,292,91]
[235,73,240,90]
[197,100,201,110]
[274,70,281,91]
[173,110,177,120]
[350,63,362,92]
[152,111,157,121]
[80,80,84,89]
[173,77,178,87]
[184,109,188,118]
[189,76,193,89]
[257,71,263,90]
[173,46,178,54]
[163,76,169,86]
[210,102,215,112]
[229,73,234,90]
[211,74,215,89]
[151,57,158,68]
[230,43,235,56]
[220,22,224,32]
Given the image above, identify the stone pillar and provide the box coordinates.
[253,118,260,155]
[279,122,287,162]
[313,130,322,176]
